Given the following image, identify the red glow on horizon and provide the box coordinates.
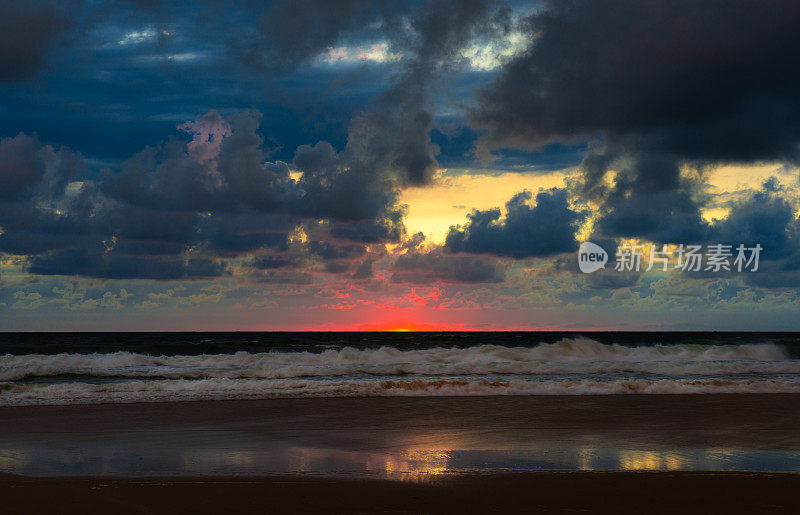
[240,317,619,332]
[301,314,473,332]
[237,304,622,332]
[283,315,590,332]
[341,321,461,332]
[236,290,624,332]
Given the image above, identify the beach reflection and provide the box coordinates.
[3,439,800,478]
[618,450,687,471]
[0,449,27,470]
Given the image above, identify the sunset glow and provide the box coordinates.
[3,4,800,511]
[0,0,798,332]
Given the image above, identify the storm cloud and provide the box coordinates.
[257,0,513,189]
[445,188,585,258]
[233,0,410,71]
[591,153,710,244]
[0,0,516,282]
[0,110,405,280]
[470,0,800,250]
[0,1,70,81]
[472,0,800,163]
[392,250,507,284]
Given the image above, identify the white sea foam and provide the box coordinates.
[1,338,798,405]
[2,377,800,406]
[0,338,793,381]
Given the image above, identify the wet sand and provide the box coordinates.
[1,394,800,512]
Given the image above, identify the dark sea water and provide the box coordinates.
[3,331,800,355]
[2,332,800,405]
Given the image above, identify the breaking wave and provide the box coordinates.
[3,377,800,406]
[0,337,792,381]
[2,337,798,405]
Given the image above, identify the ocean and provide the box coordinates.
[2,332,800,406]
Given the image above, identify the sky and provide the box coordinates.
[1,0,800,331]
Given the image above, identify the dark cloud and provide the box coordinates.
[27,246,227,280]
[273,0,513,257]
[328,215,406,243]
[0,109,406,281]
[470,0,800,251]
[282,0,511,191]
[0,133,85,201]
[588,180,800,289]
[0,0,515,285]
[100,109,406,246]
[0,134,93,257]
[445,188,585,258]
[393,0,512,185]
[235,0,410,71]
[743,265,800,290]
[354,0,509,187]
[584,270,641,291]
[248,269,315,285]
[289,140,408,245]
[391,250,507,284]
[472,0,800,163]
[249,256,299,270]
[306,241,366,261]
[711,180,800,289]
[225,0,509,189]
[101,110,291,213]
[292,141,400,223]
[592,153,710,244]
[0,133,48,199]
[352,258,374,279]
[715,184,798,259]
[197,212,292,255]
[0,1,69,81]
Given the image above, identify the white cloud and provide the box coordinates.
[460,31,529,71]
[316,42,401,66]
[118,27,158,46]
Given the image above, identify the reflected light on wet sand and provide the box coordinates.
[382,450,451,480]
[618,450,688,471]
[3,441,800,478]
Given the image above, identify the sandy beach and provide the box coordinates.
[1,394,800,511]
[3,394,800,474]
[2,471,799,514]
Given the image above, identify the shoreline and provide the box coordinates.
[2,394,800,477]
[3,394,800,511]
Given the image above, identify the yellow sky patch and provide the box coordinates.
[400,170,569,243]
[702,162,796,221]
[705,162,790,192]
[400,163,796,243]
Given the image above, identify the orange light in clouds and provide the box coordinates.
[348,321,453,332]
